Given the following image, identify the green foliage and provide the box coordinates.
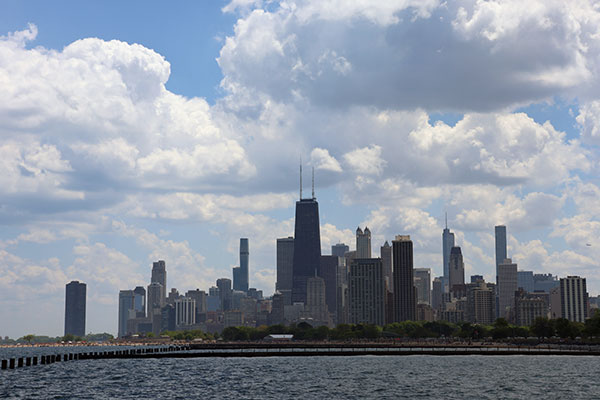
[555,318,583,339]
[531,317,555,338]
[61,334,82,342]
[16,335,61,344]
[84,332,114,342]
[162,329,214,341]
[584,309,600,337]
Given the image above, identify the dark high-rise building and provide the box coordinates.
[291,195,321,304]
[517,270,534,292]
[449,246,465,289]
[442,216,455,293]
[319,255,338,318]
[332,243,349,258]
[217,278,233,311]
[151,260,167,301]
[380,241,393,292]
[431,277,443,310]
[133,286,146,318]
[64,281,86,337]
[276,237,294,305]
[233,238,249,292]
[495,226,507,278]
[118,289,135,338]
[393,235,416,322]
[533,273,559,293]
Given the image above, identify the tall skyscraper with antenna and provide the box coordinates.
[233,238,249,292]
[442,213,455,293]
[291,165,321,305]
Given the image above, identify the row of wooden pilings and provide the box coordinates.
[1,345,191,370]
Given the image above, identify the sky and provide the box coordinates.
[1,0,600,338]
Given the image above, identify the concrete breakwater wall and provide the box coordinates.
[1,345,190,370]
[3,343,600,370]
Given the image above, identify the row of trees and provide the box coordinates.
[219,311,600,342]
[9,333,115,344]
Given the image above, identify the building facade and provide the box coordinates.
[356,227,371,258]
[442,224,455,293]
[332,243,349,258]
[276,237,294,305]
[393,235,416,322]
[414,268,431,305]
[151,260,167,302]
[449,246,465,289]
[65,281,86,337]
[118,289,135,338]
[349,258,385,326]
[497,258,518,320]
[560,276,589,322]
[291,197,321,304]
[233,238,249,292]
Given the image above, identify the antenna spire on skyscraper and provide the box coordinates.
[312,167,315,199]
[445,211,448,229]
[299,161,303,200]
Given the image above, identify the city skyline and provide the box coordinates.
[2,1,600,338]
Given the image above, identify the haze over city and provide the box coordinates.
[2,1,600,338]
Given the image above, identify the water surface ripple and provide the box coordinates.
[1,355,598,399]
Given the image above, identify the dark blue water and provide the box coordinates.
[1,354,598,399]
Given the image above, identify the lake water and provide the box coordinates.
[1,353,598,399]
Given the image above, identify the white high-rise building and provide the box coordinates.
[560,276,589,322]
[349,258,385,325]
[175,297,196,327]
[356,227,372,258]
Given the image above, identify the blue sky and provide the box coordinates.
[1,0,600,338]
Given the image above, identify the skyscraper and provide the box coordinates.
[497,258,517,320]
[448,246,465,289]
[118,289,135,338]
[517,270,534,292]
[233,238,249,292]
[332,243,349,258]
[442,218,455,293]
[319,255,338,318]
[349,258,385,325]
[64,281,86,337]
[147,282,164,316]
[276,237,294,305]
[291,171,321,304]
[133,286,146,318]
[151,260,167,301]
[393,235,416,322]
[356,227,371,258]
[380,241,392,292]
[217,278,233,311]
[560,276,589,322]
[431,277,443,310]
[495,225,507,278]
[306,276,330,325]
[414,268,431,305]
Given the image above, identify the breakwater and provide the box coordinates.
[3,342,600,370]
